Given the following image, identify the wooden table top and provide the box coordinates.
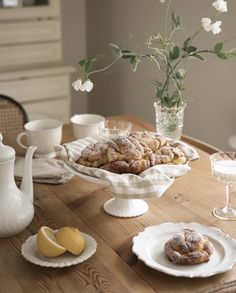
[1,115,236,293]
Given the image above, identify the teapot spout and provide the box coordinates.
[20,146,37,203]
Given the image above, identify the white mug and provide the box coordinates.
[70,114,105,139]
[17,119,63,158]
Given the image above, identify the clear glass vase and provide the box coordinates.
[153,101,186,140]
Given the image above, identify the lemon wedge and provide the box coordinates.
[56,227,85,256]
[36,226,66,257]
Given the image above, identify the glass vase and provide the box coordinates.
[153,101,186,140]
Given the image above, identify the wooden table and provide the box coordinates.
[1,115,236,293]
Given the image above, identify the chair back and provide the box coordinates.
[0,95,29,135]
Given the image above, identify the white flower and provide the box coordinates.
[159,0,166,3]
[211,21,222,34]
[201,18,222,34]
[177,68,186,78]
[201,18,212,32]
[80,79,94,92]
[72,78,82,91]
[212,0,227,12]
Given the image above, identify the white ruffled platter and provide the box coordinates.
[132,222,236,278]
[21,232,97,268]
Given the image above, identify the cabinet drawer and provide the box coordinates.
[24,98,70,124]
[0,75,71,103]
[0,0,59,21]
[0,20,60,45]
[0,42,61,68]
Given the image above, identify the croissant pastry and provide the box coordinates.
[164,229,214,265]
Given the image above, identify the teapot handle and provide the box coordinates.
[17,132,29,150]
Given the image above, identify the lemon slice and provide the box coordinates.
[36,226,66,257]
[56,227,85,256]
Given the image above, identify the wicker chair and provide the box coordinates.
[0,95,29,135]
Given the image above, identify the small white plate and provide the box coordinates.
[132,222,236,278]
[21,232,97,268]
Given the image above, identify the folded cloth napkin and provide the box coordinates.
[14,157,74,184]
[62,135,199,199]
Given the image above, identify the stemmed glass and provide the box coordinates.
[210,152,236,220]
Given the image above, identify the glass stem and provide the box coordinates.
[225,182,233,209]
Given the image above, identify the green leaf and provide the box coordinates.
[121,50,132,59]
[84,61,92,72]
[226,49,236,58]
[79,59,86,66]
[169,46,180,60]
[131,57,141,72]
[214,42,223,54]
[79,58,97,73]
[187,46,197,54]
[154,80,163,88]
[217,52,228,60]
[156,88,164,98]
[191,53,205,61]
[109,43,122,58]
[171,12,181,30]
[183,37,191,51]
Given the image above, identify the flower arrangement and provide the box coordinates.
[73,0,236,109]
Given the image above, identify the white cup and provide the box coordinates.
[17,119,63,158]
[70,114,105,139]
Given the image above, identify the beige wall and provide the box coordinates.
[62,0,236,150]
[60,0,87,114]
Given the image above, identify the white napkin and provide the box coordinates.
[63,135,199,198]
[14,157,74,184]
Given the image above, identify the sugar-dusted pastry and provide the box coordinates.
[129,131,167,152]
[101,157,151,174]
[107,136,144,162]
[164,229,214,265]
[77,141,109,167]
[76,131,188,174]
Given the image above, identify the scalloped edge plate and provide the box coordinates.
[132,222,236,278]
[21,232,97,268]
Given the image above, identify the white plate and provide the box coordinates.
[132,222,236,278]
[21,232,97,268]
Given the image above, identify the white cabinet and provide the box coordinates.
[0,0,75,123]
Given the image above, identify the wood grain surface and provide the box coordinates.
[1,115,236,293]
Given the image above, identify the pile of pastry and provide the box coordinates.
[76,131,187,174]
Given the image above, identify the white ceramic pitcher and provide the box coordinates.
[0,133,37,237]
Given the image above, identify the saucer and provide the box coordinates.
[132,222,236,278]
[21,232,97,268]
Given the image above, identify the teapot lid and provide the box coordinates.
[0,133,15,162]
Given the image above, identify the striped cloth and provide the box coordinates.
[63,136,199,199]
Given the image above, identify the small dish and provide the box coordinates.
[132,222,236,278]
[21,232,97,268]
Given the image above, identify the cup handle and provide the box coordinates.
[16,132,29,150]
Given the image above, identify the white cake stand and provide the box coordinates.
[103,198,149,217]
[64,135,198,218]
[65,168,150,218]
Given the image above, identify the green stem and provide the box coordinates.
[87,56,121,77]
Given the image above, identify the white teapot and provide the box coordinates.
[0,133,37,237]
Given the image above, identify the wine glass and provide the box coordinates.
[210,152,236,220]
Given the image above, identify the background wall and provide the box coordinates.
[62,0,236,150]
[61,0,87,114]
